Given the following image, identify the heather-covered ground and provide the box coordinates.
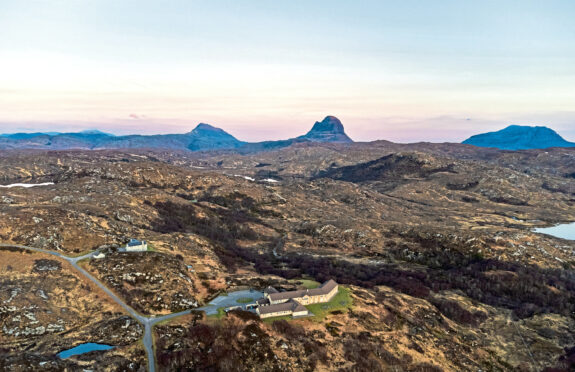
[0,144,574,370]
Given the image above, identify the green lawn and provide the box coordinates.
[289,278,321,289]
[305,287,353,321]
[76,257,90,267]
[207,307,226,319]
[236,297,254,304]
[261,315,293,324]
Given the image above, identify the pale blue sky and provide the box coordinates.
[1,0,574,142]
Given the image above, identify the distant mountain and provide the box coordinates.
[186,123,245,151]
[1,130,113,140]
[298,116,353,143]
[463,125,575,150]
[235,116,354,153]
[0,124,244,151]
[0,116,353,152]
[1,132,63,139]
[79,129,114,136]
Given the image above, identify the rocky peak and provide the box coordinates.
[190,123,226,134]
[299,116,353,143]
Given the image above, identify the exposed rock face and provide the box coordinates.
[299,116,353,143]
[463,125,575,150]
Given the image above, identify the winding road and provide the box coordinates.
[0,244,220,372]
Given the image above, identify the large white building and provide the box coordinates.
[125,239,148,252]
[255,280,339,319]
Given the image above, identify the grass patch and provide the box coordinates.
[262,315,293,324]
[76,258,91,267]
[289,278,320,289]
[153,317,175,327]
[207,307,226,319]
[306,287,353,322]
[69,249,98,258]
[236,297,254,304]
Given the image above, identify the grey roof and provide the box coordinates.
[268,289,307,302]
[257,298,270,306]
[268,280,338,302]
[315,279,338,294]
[127,239,145,247]
[264,286,279,294]
[258,300,307,315]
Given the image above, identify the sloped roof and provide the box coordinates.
[268,289,307,302]
[264,286,279,294]
[315,279,338,294]
[257,298,270,306]
[127,239,145,247]
[267,280,338,302]
[258,300,307,315]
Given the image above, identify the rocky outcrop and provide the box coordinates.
[299,116,353,143]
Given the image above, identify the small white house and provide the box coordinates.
[93,252,106,259]
[125,239,148,252]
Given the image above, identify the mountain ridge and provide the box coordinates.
[0,116,353,152]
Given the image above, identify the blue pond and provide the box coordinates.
[535,222,575,241]
[57,343,114,359]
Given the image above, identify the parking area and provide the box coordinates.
[198,289,263,315]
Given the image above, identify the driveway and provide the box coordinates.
[199,290,263,315]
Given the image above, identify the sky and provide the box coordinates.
[1,0,574,143]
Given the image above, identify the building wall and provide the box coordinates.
[126,243,147,252]
[269,298,290,305]
[290,286,338,305]
[293,310,308,317]
[258,309,292,319]
[259,283,340,318]
[324,285,338,302]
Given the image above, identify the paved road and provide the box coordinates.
[147,289,264,326]
[0,244,160,371]
[1,244,268,371]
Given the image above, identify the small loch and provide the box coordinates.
[57,343,114,359]
[534,222,575,241]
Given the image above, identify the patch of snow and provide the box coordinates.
[262,178,279,183]
[233,174,255,182]
[0,182,54,188]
